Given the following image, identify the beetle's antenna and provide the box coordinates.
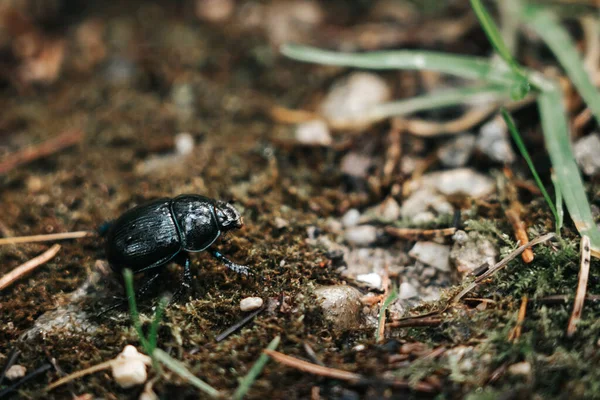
[0,231,96,246]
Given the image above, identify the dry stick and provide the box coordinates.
[385,226,456,241]
[0,231,95,246]
[567,235,592,337]
[263,350,435,392]
[508,296,528,342]
[386,317,442,328]
[45,360,115,391]
[505,209,534,263]
[0,129,84,174]
[0,244,61,291]
[535,294,600,305]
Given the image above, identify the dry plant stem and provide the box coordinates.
[505,209,534,263]
[0,129,83,174]
[452,233,555,303]
[393,105,496,136]
[567,235,592,337]
[386,317,442,328]
[508,296,528,342]
[263,350,435,392]
[46,360,114,391]
[385,226,456,241]
[536,294,600,304]
[0,231,95,246]
[383,128,401,185]
[269,106,318,124]
[0,244,61,291]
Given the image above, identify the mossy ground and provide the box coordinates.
[1,1,599,399]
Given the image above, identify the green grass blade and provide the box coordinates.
[153,349,221,398]
[470,0,524,76]
[501,108,559,228]
[366,84,511,123]
[525,6,600,124]
[281,44,553,91]
[232,336,281,400]
[551,172,564,232]
[123,269,149,351]
[538,90,600,256]
[376,288,398,342]
[148,295,169,354]
[282,44,518,85]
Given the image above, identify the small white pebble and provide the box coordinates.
[399,282,418,299]
[341,209,361,228]
[508,361,531,376]
[174,132,195,155]
[240,297,264,312]
[353,344,366,352]
[5,365,26,381]
[356,273,382,289]
[111,345,151,388]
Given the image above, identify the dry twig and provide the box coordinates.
[508,296,528,342]
[0,129,84,174]
[0,231,95,246]
[0,244,61,291]
[385,226,456,241]
[567,235,592,337]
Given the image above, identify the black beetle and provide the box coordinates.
[105,194,249,300]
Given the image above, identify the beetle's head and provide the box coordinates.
[215,201,243,231]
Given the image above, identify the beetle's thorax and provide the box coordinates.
[215,201,243,231]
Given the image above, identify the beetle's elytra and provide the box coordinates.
[105,194,249,300]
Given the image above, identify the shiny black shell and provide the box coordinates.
[105,195,221,273]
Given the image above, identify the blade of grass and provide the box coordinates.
[148,295,169,354]
[123,269,150,351]
[538,90,600,257]
[376,288,398,342]
[366,84,511,123]
[281,44,552,90]
[525,6,600,125]
[551,172,564,232]
[153,349,221,398]
[232,336,281,400]
[470,0,528,78]
[501,108,559,230]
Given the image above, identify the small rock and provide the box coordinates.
[295,120,332,146]
[353,344,366,352]
[5,365,26,381]
[265,0,324,46]
[401,188,453,223]
[174,132,194,155]
[340,152,372,178]
[320,72,392,131]
[437,133,476,167]
[574,133,600,176]
[342,209,361,228]
[452,229,469,244]
[409,242,450,272]
[314,285,363,330]
[356,272,382,289]
[508,361,532,376]
[361,197,401,223]
[450,231,498,275]
[344,225,378,246]
[399,282,418,299]
[274,217,289,229]
[195,0,235,22]
[477,116,516,163]
[240,297,264,311]
[444,346,476,373]
[407,168,495,198]
[111,345,151,389]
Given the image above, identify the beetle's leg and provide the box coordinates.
[211,250,251,276]
[171,254,192,302]
[96,271,162,316]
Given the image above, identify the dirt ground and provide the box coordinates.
[1,1,600,399]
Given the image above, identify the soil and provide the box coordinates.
[1,1,600,399]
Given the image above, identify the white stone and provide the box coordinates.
[320,72,391,131]
[295,119,332,146]
[344,225,378,246]
[356,272,382,289]
[111,345,151,388]
[574,133,600,176]
[477,115,515,163]
[437,133,476,167]
[240,297,264,311]
[508,361,531,376]
[409,241,451,272]
[399,282,418,299]
[342,209,361,228]
[175,132,195,155]
[5,365,26,381]
[406,168,495,198]
[314,285,363,330]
